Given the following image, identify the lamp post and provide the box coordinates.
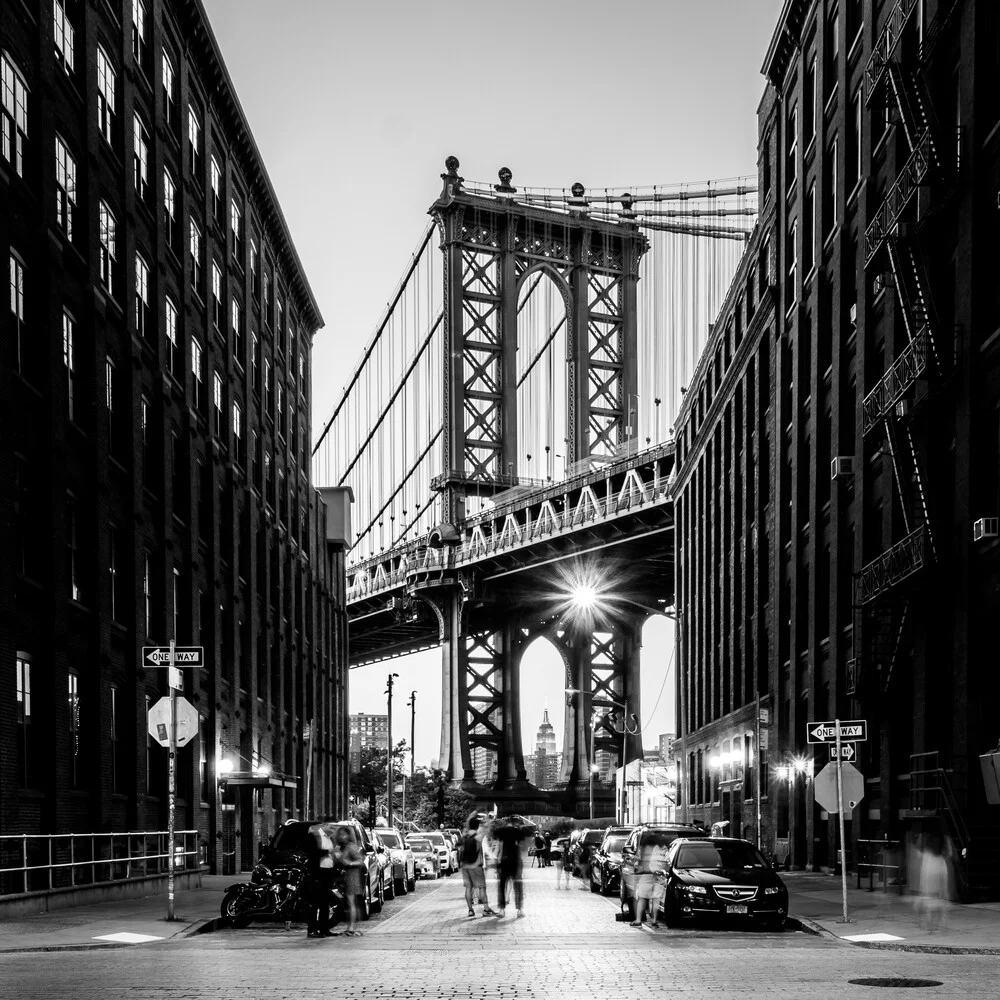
[589,764,599,820]
[385,672,399,828]
[407,691,416,778]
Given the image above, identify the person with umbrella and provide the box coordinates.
[491,814,533,918]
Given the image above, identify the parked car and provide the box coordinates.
[658,837,788,929]
[618,823,710,920]
[376,827,417,894]
[422,830,456,875]
[549,836,570,863]
[407,835,442,878]
[370,829,397,902]
[589,826,635,895]
[261,818,386,920]
[569,828,606,877]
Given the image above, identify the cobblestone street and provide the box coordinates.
[3,869,998,999]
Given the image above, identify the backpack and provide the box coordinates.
[461,833,479,865]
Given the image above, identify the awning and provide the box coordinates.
[222,771,298,789]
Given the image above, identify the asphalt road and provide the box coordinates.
[3,869,996,999]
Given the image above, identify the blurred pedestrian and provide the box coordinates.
[555,836,573,889]
[917,838,950,932]
[532,832,545,868]
[307,823,335,938]
[334,826,365,936]
[543,831,552,867]
[495,824,525,917]
[460,817,496,917]
[631,836,669,928]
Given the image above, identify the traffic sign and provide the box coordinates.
[830,743,856,762]
[147,695,199,748]
[807,719,868,744]
[143,646,205,668]
[814,762,865,813]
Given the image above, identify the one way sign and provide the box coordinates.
[806,719,868,744]
[142,646,205,668]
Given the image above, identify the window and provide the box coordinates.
[298,352,306,395]
[804,183,816,275]
[67,496,79,601]
[16,652,32,786]
[233,400,244,467]
[823,138,838,235]
[132,0,149,72]
[252,429,261,489]
[251,331,260,395]
[191,337,204,411]
[170,430,185,508]
[264,452,272,506]
[111,685,122,792]
[141,394,151,480]
[99,201,116,296]
[188,104,202,180]
[109,525,121,621]
[10,252,26,374]
[230,197,243,262]
[804,54,817,143]
[263,267,271,321]
[135,252,151,337]
[848,88,862,191]
[62,310,75,420]
[172,567,180,640]
[825,10,840,100]
[190,219,203,297]
[276,382,285,438]
[212,370,224,436]
[68,671,81,787]
[52,135,78,240]
[164,168,177,251]
[2,52,29,176]
[211,262,222,327]
[210,156,223,224]
[53,0,76,76]
[250,238,259,298]
[96,45,117,146]
[133,114,150,203]
[162,50,178,130]
[264,358,273,418]
[105,356,118,456]
[785,102,798,191]
[143,553,152,637]
[232,298,243,364]
[165,296,179,376]
[847,0,863,49]
[275,294,284,349]
[785,219,797,312]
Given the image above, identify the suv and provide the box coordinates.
[422,830,456,875]
[569,828,606,878]
[589,826,635,895]
[375,827,417,895]
[262,818,387,920]
[618,823,710,920]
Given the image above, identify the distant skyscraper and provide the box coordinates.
[535,705,557,756]
[349,713,388,772]
[658,734,675,764]
[527,705,561,789]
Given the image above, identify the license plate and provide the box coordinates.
[726,904,749,914]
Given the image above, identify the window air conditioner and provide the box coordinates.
[831,456,855,481]
[895,400,911,419]
[973,518,998,542]
[846,658,857,696]
[849,303,857,326]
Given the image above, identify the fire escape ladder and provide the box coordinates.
[879,598,910,692]
[901,242,945,373]
[883,418,915,537]
[903,423,936,562]
[865,0,920,103]
[885,238,921,344]
[918,0,963,70]
[886,62,928,156]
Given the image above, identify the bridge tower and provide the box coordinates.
[422,158,650,808]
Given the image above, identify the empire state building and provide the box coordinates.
[527,705,560,789]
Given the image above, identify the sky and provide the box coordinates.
[201,0,785,768]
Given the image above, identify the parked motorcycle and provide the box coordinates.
[221,852,349,930]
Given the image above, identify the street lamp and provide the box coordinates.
[589,763,600,820]
[385,672,399,828]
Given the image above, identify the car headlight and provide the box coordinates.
[684,885,708,895]
[764,886,780,895]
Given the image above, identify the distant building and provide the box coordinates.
[349,713,388,772]
[471,745,497,786]
[525,706,561,789]
[658,734,675,765]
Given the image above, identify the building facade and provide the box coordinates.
[1,0,350,884]
[675,0,1000,895]
[348,712,388,773]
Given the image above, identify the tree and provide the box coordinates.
[349,740,407,824]
[406,768,476,830]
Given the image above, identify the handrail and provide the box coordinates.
[856,525,927,605]
[861,330,930,436]
[865,0,920,102]
[865,130,932,264]
[0,830,200,896]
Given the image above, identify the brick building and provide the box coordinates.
[674,0,1000,895]
[348,712,388,773]
[1,0,350,882]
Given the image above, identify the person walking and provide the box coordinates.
[917,838,951,932]
[495,824,526,917]
[460,816,496,917]
[334,826,365,936]
[307,822,335,938]
[543,831,552,867]
[631,837,668,928]
[555,838,573,889]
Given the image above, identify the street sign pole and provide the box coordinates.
[755,694,762,850]
[834,718,849,924]
[167,639,177,922]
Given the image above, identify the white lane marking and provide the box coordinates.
[92,932,165,943]
[842,932,905,942]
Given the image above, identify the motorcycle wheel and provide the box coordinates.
[221,887,262,927]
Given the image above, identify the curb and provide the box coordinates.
[789,913,1000,955]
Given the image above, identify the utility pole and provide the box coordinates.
[408,691,416,777]
[167,639,178,921]
[386,673,399,827]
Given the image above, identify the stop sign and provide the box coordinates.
[814,762,864,813]
[147,695,199,748]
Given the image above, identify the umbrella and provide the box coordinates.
[489,814,537,839]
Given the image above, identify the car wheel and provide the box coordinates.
[589,867,600,893]
[407,868,416,892]
[385,874,395,901]
[358,878,372,921]
[372,875,385,914]
[663,890,680,928]
[394,876,406,896]
[600,872,610,897]
[620,880,635,921]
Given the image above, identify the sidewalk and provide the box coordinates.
[0,876,230,952]
[785,870,1000,954]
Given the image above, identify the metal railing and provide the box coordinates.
[865,130,933,264]
[855,525,927,605]
[856,838,905,893]
[862,330,931,436]
[865,0,920,101]
[0,830,200,896]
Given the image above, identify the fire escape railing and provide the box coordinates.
[856,525,927,606]
[862,330,930,436]
[864,130,932,265]
[865,0,920,101]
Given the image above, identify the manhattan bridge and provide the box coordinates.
[312,158,757,817]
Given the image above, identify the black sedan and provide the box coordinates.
[589,827,634,895]
[659,838,788,929]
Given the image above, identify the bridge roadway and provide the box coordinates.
[348,443,676,667]
[4,866,993,999]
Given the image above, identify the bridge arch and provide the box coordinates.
[517,634,569,791]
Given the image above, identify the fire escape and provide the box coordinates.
[852,0,961,698]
